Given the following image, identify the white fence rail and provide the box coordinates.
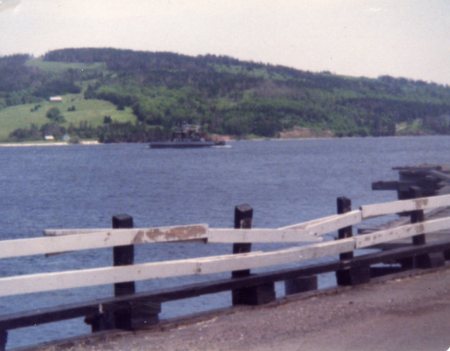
[360,194,450,218]
[1,194,450,297]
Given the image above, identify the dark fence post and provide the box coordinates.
[284,209,318,295]
[113,214,135,297]
[86,214,135,331]
[337,197,353,260]
[0,329,7,351]
[409,187,445,268]
[86,214,160,331]
[232,204,253,278]
[232,204,275,305]
[409,186,425,246]
[335,197,370,286]
[111,214,136,330]
[112,215,161,329]
[336,197,353,285]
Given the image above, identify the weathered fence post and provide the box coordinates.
[408,187,445,268]
[86,214,160,332]
[232,204,275,305]
[112,215,161,330]
[232,204,253,279]
[284,211,318,295]
[335,197,370,286]
[0,329,7,351]
[111,214,136,330]
[409,186,425,246]
[336,197,353,285]
[85,214,135,331]
[113,214,136,297]
[84,214,132,331]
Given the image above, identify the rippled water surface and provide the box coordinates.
[1,136,450,348]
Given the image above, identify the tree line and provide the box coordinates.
[2,48,450,142]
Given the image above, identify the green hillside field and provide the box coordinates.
[25,57,106,74]
[0,94,136,141]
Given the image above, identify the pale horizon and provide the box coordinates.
[0,0,449,85]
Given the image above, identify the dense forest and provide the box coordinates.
[1,48,450,142]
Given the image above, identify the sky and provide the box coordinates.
[0,0,449,85]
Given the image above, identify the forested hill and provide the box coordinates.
[2,47,450,142]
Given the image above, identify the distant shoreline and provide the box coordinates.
[0,141,100,147]
[0,134,437,147]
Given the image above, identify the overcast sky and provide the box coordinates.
[0,0,449,85]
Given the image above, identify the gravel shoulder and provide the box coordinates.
[26,266,450,351]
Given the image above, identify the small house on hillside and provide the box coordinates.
[49,96,63,103]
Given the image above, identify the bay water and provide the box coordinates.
[1,136,449,348]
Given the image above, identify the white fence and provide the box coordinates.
[1,194,450,298]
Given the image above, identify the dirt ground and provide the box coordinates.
[25,265,450,351]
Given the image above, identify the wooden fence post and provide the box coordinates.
[408,186,425,246]
[112,215,161,329]
[86,214,135,331]
[336,197,370,286]
[284,210,318,295]
[0,329,7,351]
[232,204,275,305]
[111,214,136,330]
[113,214,135,297]
[232,204,253,279]
[409,187,445,268]
[85,214,160,332]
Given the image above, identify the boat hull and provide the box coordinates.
[149,141,225,149]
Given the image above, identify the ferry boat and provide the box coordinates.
[149,124,225,149]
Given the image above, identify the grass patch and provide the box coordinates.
[395,119,424,136]
[0,94,136,141]
[26,58,106,74]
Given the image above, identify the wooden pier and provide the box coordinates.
[372,164,450,198]
[1,165,450,350]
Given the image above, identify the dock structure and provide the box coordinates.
[2,165,450,350]
[372,164,450,198]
